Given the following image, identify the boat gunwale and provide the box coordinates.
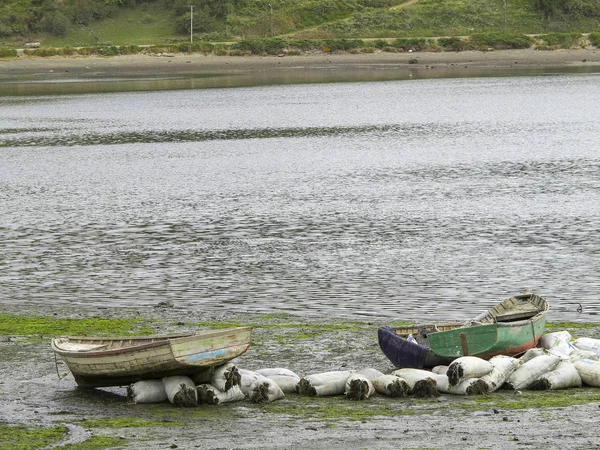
[51,326,253,357]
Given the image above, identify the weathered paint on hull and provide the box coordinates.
[53,328,252,388]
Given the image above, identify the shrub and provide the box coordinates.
[538,33,582,48]
[98,46,119,56]
[391,38,430,51]
[321,39,365,52]
[0,47,17,57]
[232,38,287,55]
[118,45,142,55]
[469,33,534,50]
[40,12,70,38]
[438,37,465,52]
[590,32,600,47]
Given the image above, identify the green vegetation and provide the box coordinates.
[54,436,126,450]
[78,417,185,428]
[0,313,151,337]
[262,395,417,421]
[469,388,600,410]
[0,423,67,450]
[1,0,600,50]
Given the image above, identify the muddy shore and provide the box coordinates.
[1,303,600,450]
[2,48,600,84]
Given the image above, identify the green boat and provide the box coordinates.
[379,293,549,368]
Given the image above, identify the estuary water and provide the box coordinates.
[1,72,599,322]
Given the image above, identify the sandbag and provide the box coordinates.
[569,349,599,362]
[539,331,572,350]
[239,369,285,403]
[539,331,576,359]
[163,376,198,407]
[431,365,449,375]
[357,368,385,381]
[256,368,301,394]
[212,363,242,392]
[430,373,488,395]
[344,373,375,401]
[573,338,600,357]
[505,355,561,390]
[529,361,582,390]
[573,359,600,387]
[297,371,353,397]
[447,357,493,386]
[479,355,521,393]
[372,375,410,398]
[520,348,546,363]
[391,369,439,398]
[127,379,167,404]
[197,383,246,405]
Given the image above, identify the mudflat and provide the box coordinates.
[1,303,600,449]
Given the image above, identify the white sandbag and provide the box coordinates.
[520,348,546,363]
[297,371,353,397]
[372,375,410,398]
[256,368,301,393]
[430,373,488,395]
[479,355,521,393]
[357,368,385,381]
[256,368,299,378]
[163,376,198,407]
[344,373,375,401]
[431,365,449,375]
[212,363,242,392]
[447,356,493,386]
[573,359,600,387]
[197,383,246,405]
[539,331,576,359]
[505,355,561,390]
[127,379,167,404]
[539,331,572,350]
[239,369,285,403]
[569,349,599,362]
[573,338,600,357]
[529,361,582,390]
[392,369,439,398]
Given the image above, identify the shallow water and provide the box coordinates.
[1,72,599,322]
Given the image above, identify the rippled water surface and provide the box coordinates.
[1,74,599,322]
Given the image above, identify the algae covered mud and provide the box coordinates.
[1,304,600,449]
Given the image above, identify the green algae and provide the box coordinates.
[0,423,67,450]
[0,314,151,337]
[54,436,126,449]
[262,395,417,422]
[78,417,185,428]
[465,388,600,410]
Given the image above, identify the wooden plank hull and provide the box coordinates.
[52,327,252,388]
[379,293,549,368]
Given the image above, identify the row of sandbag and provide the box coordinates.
[128,364,292,406]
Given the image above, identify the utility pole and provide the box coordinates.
[190,5,194,43]
[268,3,273,37]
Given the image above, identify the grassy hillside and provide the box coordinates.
[0,0,599,48]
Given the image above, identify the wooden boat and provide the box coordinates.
[379,293,549,369]
[52,327,252,388]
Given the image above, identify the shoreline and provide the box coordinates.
[2,48,600,82]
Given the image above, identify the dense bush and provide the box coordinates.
[537,32,582,48]
[469,33,534,49]
[589,32,600,47]
[0,47,18,57]
[438,37,466,51]
[391,38,431,51]
[232,38,287,54]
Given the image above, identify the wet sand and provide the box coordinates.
[1,48,600,82]
[1,303,600,449]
